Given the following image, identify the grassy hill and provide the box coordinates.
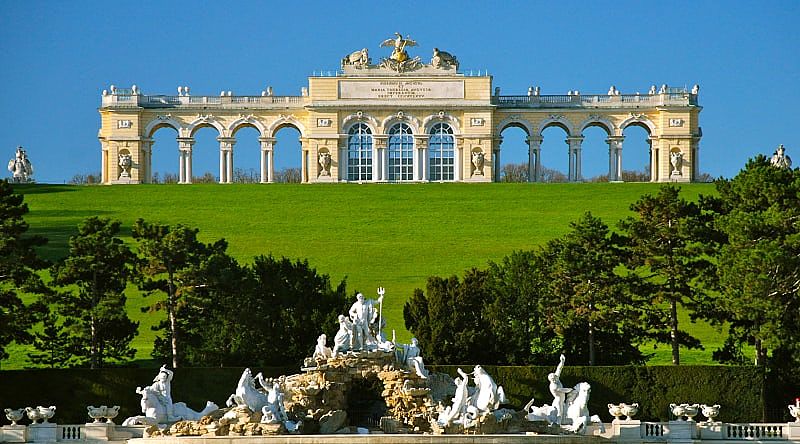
[3,182,724,369]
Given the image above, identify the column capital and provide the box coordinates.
[217,136,236,143]
[526,135,544,145]
[177,137,194,151]
[566,136,585,142]
[258,137,277,144]
[606,135,625,142]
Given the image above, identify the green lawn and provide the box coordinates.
[3,182,727,369]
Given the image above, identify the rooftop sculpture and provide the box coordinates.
[7,146,33,183]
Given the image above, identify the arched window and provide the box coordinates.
[347,123,372,181]
[429,123,454,181]
[388,123,414,182]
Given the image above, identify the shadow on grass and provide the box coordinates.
[10,184,79,195]
[27,211,120,261]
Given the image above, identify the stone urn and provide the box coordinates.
[684,403,700,422]
[789,405,800,423]
[104,405,120,424]
[4,408,25,426]
[25,407,43,424]
[87,406,107,423]
[608,403,624,421]
[670,403,686,420]
[701,404,720,424]
[621,403,639,421]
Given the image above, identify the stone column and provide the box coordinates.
[493,137,503,182]
[374,137,386,182]
[177,138,194,184]
[259,137,274,183]
[566,136,584,182]
[527,135,542,182]
[691,138,700,181]
[101,143,109,184]
[417,137,429,181]
[454,140,463,181]
[606,136,624,181]
[141,140,153,184]
[339,145,347,182]
[217,137,235,183]
[648,138,658,182]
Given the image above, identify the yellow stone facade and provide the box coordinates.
[98,39,701,184]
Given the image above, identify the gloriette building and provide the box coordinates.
[98,34,702,184]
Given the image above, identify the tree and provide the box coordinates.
[133,219,220,368]
[167,254,350,367]
[0,180,48,364]
[50,217,138,368]
[545,212,650,365]
[26,309,73,368]
[618,185,710,365]
[701,156,800,366]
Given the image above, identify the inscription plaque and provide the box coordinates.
[339,80,464,100]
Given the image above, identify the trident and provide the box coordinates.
[377,287,385,338]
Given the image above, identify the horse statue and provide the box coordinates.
[121,386,217,426]
[563,382,603,433]
[226,368,270,412]
[470,365,506,413]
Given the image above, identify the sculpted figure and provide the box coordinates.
[122,366,217,426]
[770,144,793,169]
[470,365,506,413]
[7,147,33,183]
[431,48,458,70]
[313,333,332,360]
[318,151,331,176]
[563,382,603,433]
[118,153,132,178]
[332,314,352,357]
[225,368,270,412]
[549,354,571,424]
[381,32,417,63]
[348,292,381,351]
[670,151,683,176]
[471,151,485,175]
[341,48,370,69]
[398,337,428,378]
[437,367,470,426]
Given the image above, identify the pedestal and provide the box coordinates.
[698,422,723,439]
[788,423,800,439]
[28,423,57,442]
[667,420,698,440]
[613,419,642,440]
[84,423,112,441]
[1,425,28,443]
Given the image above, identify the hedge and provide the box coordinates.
[0,365,775,425]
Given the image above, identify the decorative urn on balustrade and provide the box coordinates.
[4,408,25,426]
[701,404,720,424]
[621,403,639,421]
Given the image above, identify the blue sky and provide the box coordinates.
[1,0,798,183]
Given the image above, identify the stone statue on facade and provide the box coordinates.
[7,146,33,183]
[770,144,792,169]
[431,48,458,70]
[472,151,485,176]
[122,366,218,426]
[341,48,370,69]
[318,151,331,176]
[670,151,683,176]
[118,153,132,179]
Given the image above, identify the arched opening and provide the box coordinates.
[388,123,414,182]
[622,124,652,182]
[346,123,373,182]
[429,123,455,181]
[346,375,387,429]
[498,125,528,182]
[539,124,570,182]
[150,125,179,184]
[191,125,223,183]
[231,125,261,183]
[273,125,302,183]
[580,125,612,182]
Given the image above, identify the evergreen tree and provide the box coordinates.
[50,217,138,368]
[545,212,650,365]
[0,180,47,364]
[26,309,72,368]
[132,219,217,368]
[701,156,800,366]
[618,185,710,365]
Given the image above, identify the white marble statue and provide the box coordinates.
[313,333,332,360]
[258,376,288,424]
[333,314,353,357]
[348,292,382,351]
[118,153,132,178]
[437,367,471,426]
[122,366,218,426]
[670,151,683,176]
[397,337,428,379]
[470,365,506,413]
[549,354,571,424]
[770,144,792,169]
[225,368,271,412]
[7,146,33,183]
[563,382,603,433]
